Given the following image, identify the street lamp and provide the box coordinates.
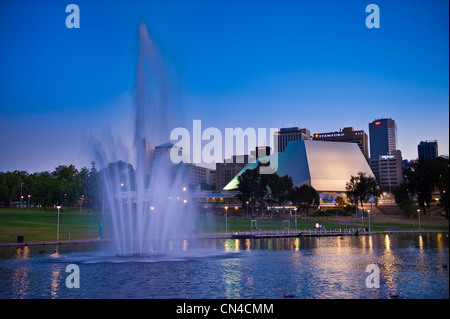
[294,207,298,230]
[246,201,249,217]
[56,205,62,241]
[417,208,421,230]
[80,195,84,213]
[225,206,228,233]
[27,195,31,213]
[367,209,371,232]
[20,182,23,208]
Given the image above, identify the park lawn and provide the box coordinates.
[0,208,102,243]
[368,213,449,231]
[1,209,447,243]
[198,216,356,233]
[368,221,448,231]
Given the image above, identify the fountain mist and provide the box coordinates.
[91,22,195,256]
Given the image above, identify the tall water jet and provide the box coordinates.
[91,22,195,256]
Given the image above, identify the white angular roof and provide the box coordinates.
[223,140,374,192]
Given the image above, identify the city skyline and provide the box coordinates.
[0,0,448,173]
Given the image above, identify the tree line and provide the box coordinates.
[236,157,449,220]
[237,165,382,217]
[237,164,321,216]
[0,162,100,210]
[2,156,447,219]
[394,157,449,219]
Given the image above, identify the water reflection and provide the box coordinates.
[382,234,399,295]
[419,235,424,251]
[50,264,63,299]
[221,258,242,298]
[245,238,251,251]
[15,246,30,259]
[437,233,445,252]
[11,265,29,299]
[0,233,448,299]
[384,234,391,251]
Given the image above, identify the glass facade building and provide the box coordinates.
[369,118,397,158]
[368,118,402,190]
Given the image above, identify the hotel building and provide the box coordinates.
[313,127,369,161]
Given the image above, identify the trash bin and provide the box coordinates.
[17,235,24,243]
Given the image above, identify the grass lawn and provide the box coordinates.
[0,208,448,243]
[198,216,363,233]
[0,208,102,243]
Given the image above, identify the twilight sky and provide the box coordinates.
[0,0,448,173]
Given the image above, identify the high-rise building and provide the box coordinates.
[369,118,397,158]
[274,127,311,153]
[313,127,369,160]
[250,146,272,160]
[368,118,402,190]
[369,150,403,192]
[418,140,438,160]
[216,155,251,191]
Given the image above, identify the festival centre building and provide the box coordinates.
[223,140,376,205]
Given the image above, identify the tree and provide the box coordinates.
[56,165,81,208]
[267,174,293,205]
[0,170,29,206]
[87,161,100,207]
[31,171,58,210]
[237,167,260,215]
[237,165,293,216]
[404,157,449,219]
[394,181,417,218]
[435,157,449,219]
[288,184,320,216]
[346,172,381,212]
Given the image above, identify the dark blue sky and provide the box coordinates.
[0,0,448,172]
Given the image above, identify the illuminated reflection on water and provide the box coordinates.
[0,233,448,299]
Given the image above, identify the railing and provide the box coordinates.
[232,228,368,237]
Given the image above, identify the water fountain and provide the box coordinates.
[90,22,195,257]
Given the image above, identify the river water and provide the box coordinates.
[0,232,448,299]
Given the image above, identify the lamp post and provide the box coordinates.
[79,195,84,214]
[225,206,228,233]
[246,201,249,217]
[294,207,298,230]
[27,195,31,213]
[417,208,421,231]
[56,205,62,241]
[20,182,23,208]
[367,209,371,232]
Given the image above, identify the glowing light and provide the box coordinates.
[385,234,391,251]
[245,239,251,251]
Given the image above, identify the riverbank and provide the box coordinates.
[0,229,448,248]
[0,208,447,246]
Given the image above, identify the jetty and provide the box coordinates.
[232,228,369,239]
